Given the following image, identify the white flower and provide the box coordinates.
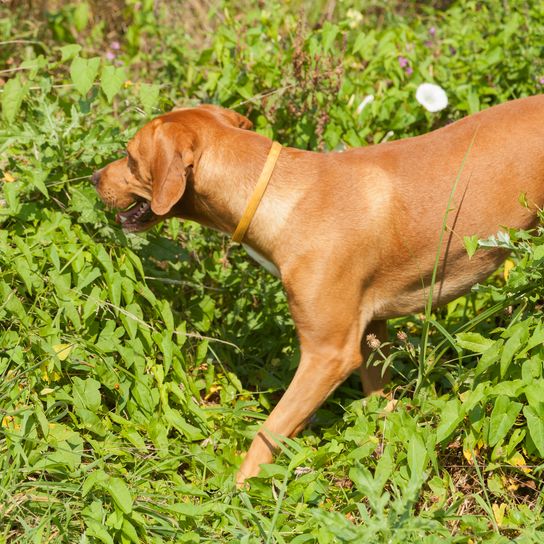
[356,94,374,115]
[381,130,394,143]
[415,83,448,112]
[346,9,363,28]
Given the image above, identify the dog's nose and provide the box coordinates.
[91,170,101,187]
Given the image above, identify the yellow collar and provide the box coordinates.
[231,141,282,243]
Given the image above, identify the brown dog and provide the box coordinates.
[93,97,544,484]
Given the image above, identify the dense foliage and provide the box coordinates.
[1,1,544,542]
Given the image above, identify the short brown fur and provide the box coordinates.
[94,99,544,485]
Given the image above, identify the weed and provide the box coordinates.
[1,1,544,542]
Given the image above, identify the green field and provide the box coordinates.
[2,1,544,542]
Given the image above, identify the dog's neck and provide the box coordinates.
[174,129,309,261]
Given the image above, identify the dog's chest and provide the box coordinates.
[243,244,280,277]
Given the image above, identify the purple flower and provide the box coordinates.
[398,56,412,75]
[539,76,544,85]
[429,26,436,37]
[398,56,409,68]
[105,51,116,61]
[110,41,121,50]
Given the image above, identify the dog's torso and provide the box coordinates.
[258,95,544,318]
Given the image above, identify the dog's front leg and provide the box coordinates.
[237,274,370,485]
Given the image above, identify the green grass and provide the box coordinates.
[2,1,544,542]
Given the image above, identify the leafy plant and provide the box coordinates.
[1,0,544,542]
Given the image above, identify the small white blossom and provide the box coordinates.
[381,130,394,143]
[346,9,363,28]
[415,83,448,112]
[356,94,374,115]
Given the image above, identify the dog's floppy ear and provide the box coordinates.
[198,104,253,130]
[224,109,253,130]
[150,122,194,216]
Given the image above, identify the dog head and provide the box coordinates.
[92,104,252,232]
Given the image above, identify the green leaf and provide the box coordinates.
[20,56,46,79]
[2,180,21,213]
[488,396,522,447]
[533,244,544,261]
[321,22,339,52]
[463,234,479,259]
[72,377,102,412]
[93,245,114,277]
[85,519,114,544]
[407,434,427,481]
[60,44,82,62]
[159,331,173,374]
[108,273,122,307]
[122,519,140,544]
[373,445,394,494]
[474,339,503,377]
[159,299,175,331]
[82,469,109,497]
[148,419,169,455]
[467,90,480,114]
[436,399,464,443]
[120,302,143,340]
[77,267,101,291]
[526,322,544,353]
[523,405,544,457]
[100,65,126,104]
[456,332,494,354]
[73,2,90,31]
[522,354,543,381]
[461,382,488,413]
[3,284,27,322]
[70,56,101,96]
[31,168,49,197]
[490,379,524,398]
[132,380,158,414]
[1,75,28,123]
[500,323,529,377]
[349,465,379,499]
[14,256,33,294]
[104,477,133,514]
[139,82,160,114]
[121,277,134,305]
[524,379,544,410]
[42,425,84,472]
[164,407,205,441]
[166,502,213,517]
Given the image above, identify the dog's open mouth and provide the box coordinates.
[115,200,156,232]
